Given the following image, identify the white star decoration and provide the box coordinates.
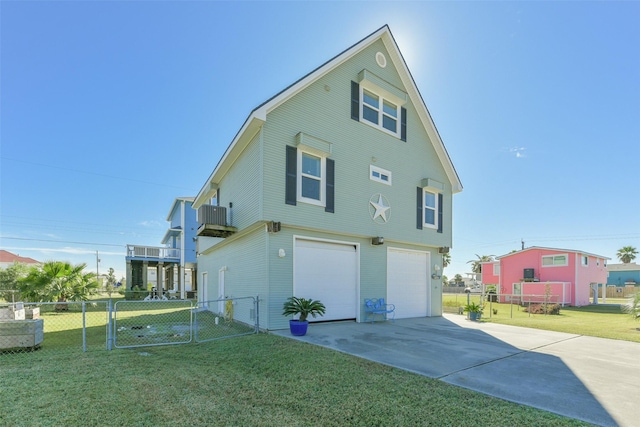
[370,194,390,222]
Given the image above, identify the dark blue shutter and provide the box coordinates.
[416,187,423,230]
[325,158,335,213]
[351,81,360,121]
[437,193,443,233]
[285,146,297,206]
[216,189,220,206]
[401,107,407,141]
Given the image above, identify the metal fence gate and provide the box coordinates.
[1,296,259,355]
[112,296,259,349]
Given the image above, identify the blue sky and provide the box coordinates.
[1,1,639,281]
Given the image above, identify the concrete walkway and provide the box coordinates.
[273,314,638,427]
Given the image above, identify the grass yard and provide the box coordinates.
[443,293,640,343]
[0,334,591,427]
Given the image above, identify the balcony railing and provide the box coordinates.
[197,205,237,238]
[126,245,180,260]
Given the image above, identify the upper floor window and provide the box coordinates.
[370,165,392,185]
[581,255,588,266]
[362,88,399,135]
[351,72,407,141]
[542,254,568,267]
[423,189,438,229]
[493,263,500,276]
[286,144,335,213]
[298,151,325,205]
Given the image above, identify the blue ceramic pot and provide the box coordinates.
[289,319,309,336]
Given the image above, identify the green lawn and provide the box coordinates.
[443,293,640,343]
[0,334,592,427]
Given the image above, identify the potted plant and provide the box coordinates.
[282,296,326,336]
[464,302,483,321]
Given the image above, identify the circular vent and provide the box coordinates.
[375,52,387,68]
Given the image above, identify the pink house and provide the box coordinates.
[481,247,609,307]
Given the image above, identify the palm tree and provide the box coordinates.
[442,253,451,269]
[467,254,495,274]
[20,261,98,308]
[616,246,638,264]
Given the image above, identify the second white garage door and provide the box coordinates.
[294,238,358,322]
[387,248,430,318]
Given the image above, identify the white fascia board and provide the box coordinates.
[193,114,265,208]
[381,32,463,194]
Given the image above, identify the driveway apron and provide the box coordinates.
[273,314,638,427]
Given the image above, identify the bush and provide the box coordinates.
[524,303,561,315]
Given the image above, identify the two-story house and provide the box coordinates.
[125,197,198,298]
[193,26,462,330]
[481,247,609,306]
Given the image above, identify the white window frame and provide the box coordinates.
[581,255,588,266]
[493,263,500,276]
[360,86,400,138]
[297,149,326,207]
[369,165,392,185]
[422,188,438,229]
[542,254,568,267]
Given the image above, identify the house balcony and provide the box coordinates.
[197,205,237,238]
[126,245,180,263]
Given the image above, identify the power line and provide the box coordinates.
[0,236,125,248]
[1,156,193,191]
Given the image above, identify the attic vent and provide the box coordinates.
[375,51,387,68]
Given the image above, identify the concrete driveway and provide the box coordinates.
[273,314,638,427]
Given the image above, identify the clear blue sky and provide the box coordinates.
[1,1,639,281]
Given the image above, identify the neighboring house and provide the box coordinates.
[606,263,640,286]
[193,25,462,330]
[125,197,198,298]
[0,250,40,269]
[481,247,609,307]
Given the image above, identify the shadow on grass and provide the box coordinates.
[274,316,630,427]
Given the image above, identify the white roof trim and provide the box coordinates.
[194,25,462,207]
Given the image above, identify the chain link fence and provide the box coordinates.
[1,296,259,357]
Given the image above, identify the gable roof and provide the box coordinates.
[194,25,462,208]
[165,197,195,221]
[496,246,610,260]
[0,250,40,265]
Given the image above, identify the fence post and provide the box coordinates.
[82,301,87,352]
[255,295,260,333]
[106,299,113,351]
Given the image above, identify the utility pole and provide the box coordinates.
[521,239,525,250]
[96,251,100,278]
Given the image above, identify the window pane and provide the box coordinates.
[302,153,321,177]
[301,176,321,200]
[383,100,397,117]
[554,256,566,265]
[424,191,436,208]
[363,106,378,124]
[542,257,552,265]
[383,115,397,132]
[381,174,389,181]
[363,90,379,108]
[372,171,380,178]
[424,208,435,225]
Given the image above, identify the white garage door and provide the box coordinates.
[387,248,430,318]
[294,239,358,322]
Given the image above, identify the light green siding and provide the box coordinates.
[262,40,451,248]
[217,131,263,229]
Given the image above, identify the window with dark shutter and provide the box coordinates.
[416,187,423,230]
[325,158,335,213]
[351,81,360,121]
[285,145,297,205]
[401,107,407,142]
[437,193,443,233]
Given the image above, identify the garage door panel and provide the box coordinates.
[387,248,429,319]
[294,240,357,322]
